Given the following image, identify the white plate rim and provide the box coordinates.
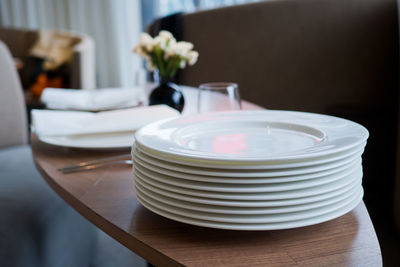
[133,147,363,178]
[134,110,369,164]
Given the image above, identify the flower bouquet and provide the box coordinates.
[133,31,199,112]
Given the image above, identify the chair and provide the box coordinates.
[0,39,99,266]
[0,27,96,90]
[151,0,400,232]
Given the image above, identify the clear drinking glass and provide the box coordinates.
[197,82,241,113]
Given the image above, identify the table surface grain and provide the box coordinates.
[31,87,382,267]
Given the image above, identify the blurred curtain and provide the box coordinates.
[0,0,143,88]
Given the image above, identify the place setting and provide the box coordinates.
[31,104,180,150]
[31,30,369,232]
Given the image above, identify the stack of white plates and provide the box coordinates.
[132,110,368,230]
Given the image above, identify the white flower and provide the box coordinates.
[139,33,154,51]
[164,42,178,59]
[159,30,173,40]
[144,42,154,52]
[133,33,155,56]
[179,60,186,69]
[187,51,199,66]
[139,32,153,44]
[153,31,175,50]
[154,36,168,49]
[178,41,194,50]
[175,41,194,57]
[132,45,146,57]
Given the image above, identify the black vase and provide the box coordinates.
[149,78,185,113]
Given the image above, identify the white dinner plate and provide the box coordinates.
[133,159,361,192]
[134,141,366,170]
[38,131,134,150]
[135,188,363,230]
[133,166,362,200]
[133,153,360,184]
[135,179,360,215]
[133,147,363,178]
[134,175,361,207]
[134,110,368,165]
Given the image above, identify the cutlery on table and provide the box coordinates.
[58,154,132,173]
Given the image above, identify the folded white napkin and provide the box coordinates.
[32,105,180,137]
[40,87,146,111]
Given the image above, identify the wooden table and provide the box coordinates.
[31,87,382,266]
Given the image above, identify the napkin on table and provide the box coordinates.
[32,105,180,137]
[40,87,146,111]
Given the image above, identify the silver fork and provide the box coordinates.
[58,154,132,173]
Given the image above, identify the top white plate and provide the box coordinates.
[135,110,368,164]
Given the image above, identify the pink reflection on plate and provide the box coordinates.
[212,133,248,155]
